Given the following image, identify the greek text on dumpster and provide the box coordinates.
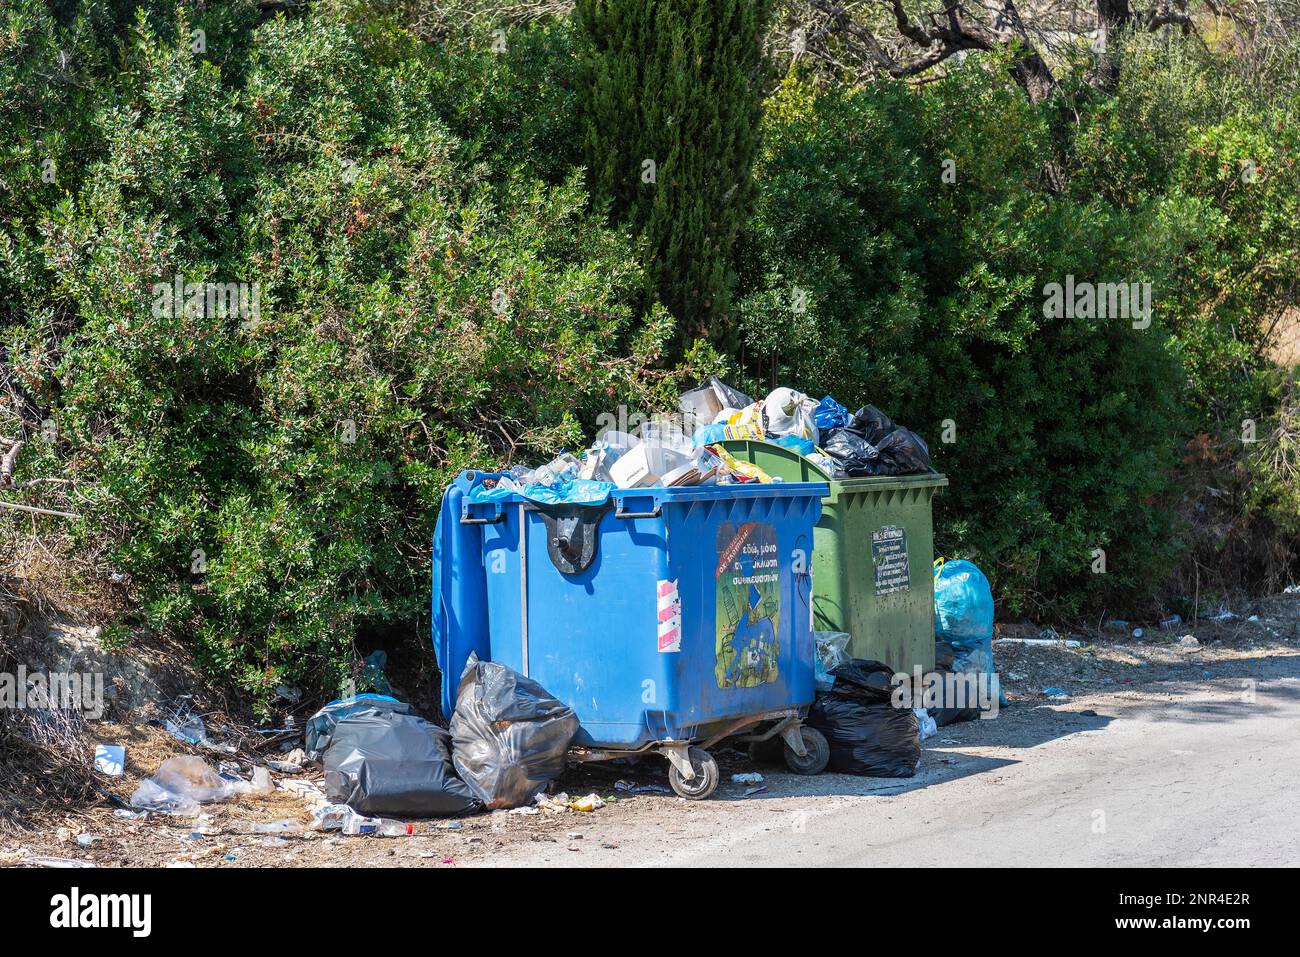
[871,525,910,597]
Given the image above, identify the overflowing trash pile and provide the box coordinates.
[469,376,934,506]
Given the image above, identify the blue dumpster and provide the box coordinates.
[433,472,831,798]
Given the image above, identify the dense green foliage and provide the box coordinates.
[575,0,771,344]
[2,2,1297,707]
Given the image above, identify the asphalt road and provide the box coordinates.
[472,657,1300,867]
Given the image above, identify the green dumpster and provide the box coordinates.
[718,440,948,674]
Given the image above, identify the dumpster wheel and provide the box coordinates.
[667,747,720,800]
[782,726,830,775]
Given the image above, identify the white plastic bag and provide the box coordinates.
[763,388,817,441]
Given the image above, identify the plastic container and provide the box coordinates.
[719,440,947,674]
[434,473,832,797]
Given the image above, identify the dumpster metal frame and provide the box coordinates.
[453,478,831,797]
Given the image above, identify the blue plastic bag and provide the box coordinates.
[468,478,616,506]
[933,559,994,643]
[813,395,851,433]
[770,434,816,457]
[933,559,1004,707]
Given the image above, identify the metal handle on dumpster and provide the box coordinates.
[615,500,662,520]
[460,502,505,525]
[460,512,504,525]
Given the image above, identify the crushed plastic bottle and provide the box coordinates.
[251,820,303,834]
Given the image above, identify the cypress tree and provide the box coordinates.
[575,0,771,346]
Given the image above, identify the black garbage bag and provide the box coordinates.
[808,659,921,777]
[450,654,580,809]
[822,428,880,474]
[927,641,979,726]
[850,405,897,445]
[305,694,412,760]
[876,427,931,474]
[323,709,481,817]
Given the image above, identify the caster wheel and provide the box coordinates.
[783,726,830,775]
[667,747,720,800]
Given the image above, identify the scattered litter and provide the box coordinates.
[267,759,303,774]
[1159,614,1183,631]
[31,857,96,869]
[164,714,208,746]
[130,756,236,815]
[262,837,291,848]
[279,778,328,806]
[566,832,583,840]
[994,637,1082,648]
[113,809,147,820]
[1132,627,1145,638]
[913,707,937,740]
[75,834,95,848]
[240,766,274,796]
[568,793,605,813]
[251,820,303,834]
[614,780,671,795]
[509,806,539,815]
[744,786,768,797]
[93,744,125,777]
[814,631,851,691]
[731,772,764,784]
[1042,687,1070,698]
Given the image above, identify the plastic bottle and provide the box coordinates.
[252,820,303,834]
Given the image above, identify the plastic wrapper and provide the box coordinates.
[449,654,579,810]
[130,756,236,814]
[707,444,772,483]
[323,709,481,817]
[814,631,851,690]
[808,659,921,777]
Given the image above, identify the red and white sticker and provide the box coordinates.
[657,578,681,653]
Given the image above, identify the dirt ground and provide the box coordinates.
[3,594,1298,869]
